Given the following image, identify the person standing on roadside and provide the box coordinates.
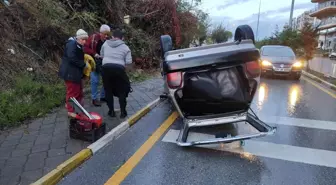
[84,24,111,107]
[59,29,89,113]
[100,29,132,118]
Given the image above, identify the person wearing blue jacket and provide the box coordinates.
[58,29,89,113]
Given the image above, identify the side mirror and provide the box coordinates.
[160,35,173,59]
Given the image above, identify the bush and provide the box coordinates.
[124,25,160,69]
[0,74,65,129]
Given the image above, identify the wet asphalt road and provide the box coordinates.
[59,76,336,185]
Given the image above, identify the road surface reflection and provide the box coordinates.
[288,85,301,114]
[256,81,302,114]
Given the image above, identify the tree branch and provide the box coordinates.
[18,42,46,63]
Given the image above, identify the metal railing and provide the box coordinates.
[311,1,336,12]
[320,17,336,26]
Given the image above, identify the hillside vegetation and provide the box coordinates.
[0,0,211,127]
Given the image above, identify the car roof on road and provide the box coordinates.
[165,40,256,62]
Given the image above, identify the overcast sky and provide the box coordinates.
[200,0,316,40]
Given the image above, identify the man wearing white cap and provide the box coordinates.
[84,24,111,107]
[59,29,89,113]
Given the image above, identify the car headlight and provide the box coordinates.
[292,61,302,68]
[261,60,272,66]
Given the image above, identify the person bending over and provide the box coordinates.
[100,29,132,118]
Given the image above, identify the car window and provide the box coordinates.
[261,47,295,57]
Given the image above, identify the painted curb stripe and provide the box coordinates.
[104,112,179,185]
[31,169,63,185]
[89,98,162,153]
[302,76,336,99]
[127,98,161,126]
[56,149,92,176]
[32,149,92,185]
[88,121,130,154]
[302,70,336,90]
[32,98,163,185]
[128,106,151,126]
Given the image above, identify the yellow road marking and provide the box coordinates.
[302,76,336,99]
[104,111,179,185]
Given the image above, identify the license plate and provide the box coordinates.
[274,68,289,72]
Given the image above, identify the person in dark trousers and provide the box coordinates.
[84,24,111,107]
[100,29,132,118]
[59,29,89,113]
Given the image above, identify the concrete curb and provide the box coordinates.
[31,98,162,185]
[302,70,336,91]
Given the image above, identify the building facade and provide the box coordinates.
[295,11,315,30]
[310,0,336,52]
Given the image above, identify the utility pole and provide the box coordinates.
[256,0,262,41]
[289,0,295,28]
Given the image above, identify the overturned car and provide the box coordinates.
[160,25,276,147]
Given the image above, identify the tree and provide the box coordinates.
[277,25,303,56]
[255,22,320,70]
[211,24,232,43]
[300,22,319,60]
[299,21,319,70]
[176,0,210,48]
[177,0,202,12]
[195,9,211,46]
[256,25,303,55]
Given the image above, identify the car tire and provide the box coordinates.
[160,35,173,59]
[234,25,255,44]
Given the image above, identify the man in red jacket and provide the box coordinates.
[84,24,111,106]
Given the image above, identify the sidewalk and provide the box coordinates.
[0,78,163,185]
[308,57,336,78]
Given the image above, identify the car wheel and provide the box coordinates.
[160,35,173,59]
[234,25,255,44]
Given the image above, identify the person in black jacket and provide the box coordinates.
[58,29,89,113]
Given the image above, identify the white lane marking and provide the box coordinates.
[257,115,336,131]
[162,129,336,168]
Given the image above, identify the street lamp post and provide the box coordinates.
[256,0,261,41]
[289,0,295,28]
